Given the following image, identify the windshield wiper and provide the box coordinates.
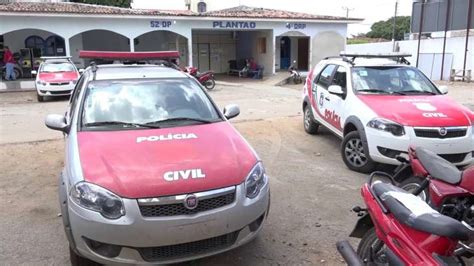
[398,90,437,95]
[357,89,404,95]
[145,117,214,125]
[84,121,161,129]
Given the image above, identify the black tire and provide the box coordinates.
[357,227,387,264]
[341,131,376,173]
[37,93,45,102]
[303,105,319,134]
[204,78,216,90]
[14,68,21,79]
[70,247,101,266]
[399,176,429,202]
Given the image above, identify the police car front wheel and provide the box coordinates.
[341,131,376,173]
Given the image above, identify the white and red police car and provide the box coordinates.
[46,51,270,265]
[302,53,474,173]
[33,57,82,102]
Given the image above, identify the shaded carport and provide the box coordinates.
[1,28,66,78]
[69,30,130,68]
[133,30,189,67]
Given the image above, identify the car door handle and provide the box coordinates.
[324,97,330,101]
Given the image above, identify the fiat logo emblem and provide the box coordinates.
[184,194,198,210]
[438,127,447,136]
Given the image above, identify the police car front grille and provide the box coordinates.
[50,82,69,86]
[137,230,239,261]
[414,127,467,139]
[138,190,235,217]
[438,153,469,164]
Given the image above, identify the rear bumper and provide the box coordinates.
[367,126,474,166]
[67,182,270,264]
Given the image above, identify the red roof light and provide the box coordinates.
[79,50,180,60]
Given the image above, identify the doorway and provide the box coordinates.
[297,38,309,70]
[280,36,291,70]
[197,43,210,71]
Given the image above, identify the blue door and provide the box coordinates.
[280,37,291,69]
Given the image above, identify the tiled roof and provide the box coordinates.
[0,2,361,21]
[0,2,197,16]
[204,5,358,21]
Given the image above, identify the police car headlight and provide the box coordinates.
[367,118,405,136]
[245,162,267,199]
[70,182,125,219]
[36,80,47,86]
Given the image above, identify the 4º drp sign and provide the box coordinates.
[150,20,172,28]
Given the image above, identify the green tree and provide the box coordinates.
[366,16,411,40]
[71,0,132,8]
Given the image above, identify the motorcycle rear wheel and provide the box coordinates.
[399,176,428,202]
[204,79,216,90]
[357,228,388,265]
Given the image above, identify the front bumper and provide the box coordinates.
[366,126,474,165]
[36,82,74,96]
[67,182,270,265]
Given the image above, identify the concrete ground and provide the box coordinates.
[0,80,472,265]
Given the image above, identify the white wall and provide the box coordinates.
[346,36,474,80]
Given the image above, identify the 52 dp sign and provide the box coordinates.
[150,20,172,28]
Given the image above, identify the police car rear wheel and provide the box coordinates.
[304,105,319,134]
[341,131,376,173]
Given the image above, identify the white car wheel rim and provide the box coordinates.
[345,138,367,167]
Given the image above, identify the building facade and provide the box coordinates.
[0,2,360,75]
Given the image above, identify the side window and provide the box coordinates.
[66,75,86,122]
[316,64,336,89]
[332,66,347,92]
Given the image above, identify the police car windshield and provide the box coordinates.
[352,66,439,95]
[41,62,75,73]
[82,79,221,129]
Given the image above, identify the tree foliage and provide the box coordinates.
[366,16,411,40]
[71,0,131,8]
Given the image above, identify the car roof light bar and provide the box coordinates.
[79,50,180,60]
[40,56,72,60]
[339,53,412,65]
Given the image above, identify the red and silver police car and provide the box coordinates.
[46,51,270,265]
[302,53,474,173]
[33,57,82,102]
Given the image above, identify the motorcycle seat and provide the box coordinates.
[372,182,470,241]
[415,147,462,185]
[196,71,212,79]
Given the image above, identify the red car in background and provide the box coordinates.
[32,57,82,102]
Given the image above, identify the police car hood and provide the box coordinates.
[77,122,257,198]
[357,95,473,127]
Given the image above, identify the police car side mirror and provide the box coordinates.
[78,69,85,74]
[328,85,344,96]
[438,85,448,95]
[31,70,37,76]
[45,114,69,133]
[223,104,240,120]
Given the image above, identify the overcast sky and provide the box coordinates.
[132,0,413,36]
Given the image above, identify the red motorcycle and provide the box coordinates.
[337,172,473,265]
[185,66,216,90]
[393,147,473,227]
